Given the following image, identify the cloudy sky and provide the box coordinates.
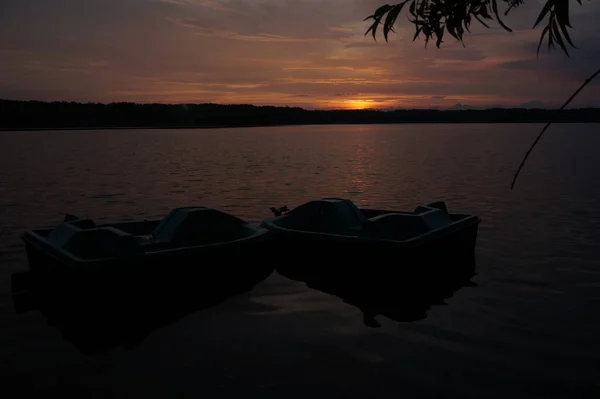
[0,0,598,109]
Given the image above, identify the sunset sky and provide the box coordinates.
[1,0,599,109]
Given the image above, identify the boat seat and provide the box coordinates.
[47,223,140,259]
[362,207,454,241]
[363,213,430,240]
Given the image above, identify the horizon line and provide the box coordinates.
[3,98,599,112]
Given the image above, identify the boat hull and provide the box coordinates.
[266,214,480,290]
[21,231,274,302]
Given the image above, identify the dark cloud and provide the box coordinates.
[343,41,397,49]
[334,92,361,97]
[499,38,600,86]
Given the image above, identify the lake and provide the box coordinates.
[1,124,599,398]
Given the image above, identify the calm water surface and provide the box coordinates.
[1,124,599,398]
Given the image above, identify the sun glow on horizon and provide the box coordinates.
[1,0,597,108]
[334,99,392,110]
[346,99,372,110]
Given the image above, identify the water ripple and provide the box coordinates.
[0,124,599,397]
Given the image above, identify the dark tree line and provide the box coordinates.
[1,99,598,130]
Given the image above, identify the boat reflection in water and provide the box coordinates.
[276,260,477,327]
[11,264,274,355]
[264,198,480,326]
[12,206,275,354]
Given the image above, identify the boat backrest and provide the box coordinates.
[424,201,448,213]
[323,198,366,227]
[413,206,432,215]
[47,222,80,248]
[419,209,453,230]
[363,207,453,240]
[285,198,366,234]
[152,207,194,241]
[69,218,97,229]
[152,207,249,244]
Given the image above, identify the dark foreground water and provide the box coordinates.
[1,124,599,398]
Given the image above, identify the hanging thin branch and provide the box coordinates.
[364,1,593,190]
[510,66,600,190]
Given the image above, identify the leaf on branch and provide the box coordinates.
[537,24,551,55]
[364,0,584,56]
[383,2,408,42]
[533,0,555,28]
[534,0,578,56]
[364,4,393,40]
[491,0,513,32]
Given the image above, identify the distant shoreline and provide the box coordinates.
[2,99,599,131]
[1,120,597,132]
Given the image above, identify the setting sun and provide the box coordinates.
[346,100,373,110]
[333,99,386,110]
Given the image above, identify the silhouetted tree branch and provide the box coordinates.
[510,66,600,189]
[364,0,584,56]
[365,0,598,189]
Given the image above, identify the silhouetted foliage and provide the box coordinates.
[0,100,598,130]
[364,1,598,189]
[365,0,585,56]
